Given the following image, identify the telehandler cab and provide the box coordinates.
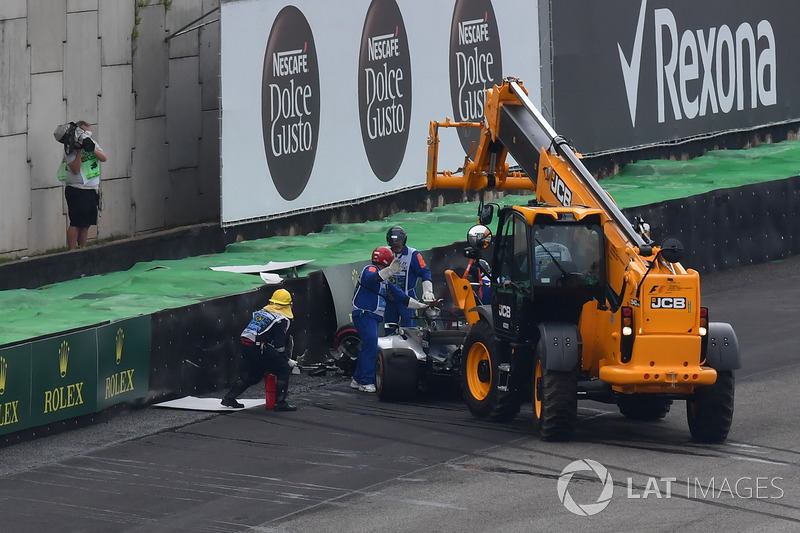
[431,78,740,442]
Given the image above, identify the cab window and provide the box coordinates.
[532,224,602,286]
[496,214,530,286]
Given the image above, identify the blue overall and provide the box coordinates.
[384,245,432,327]
[352,263,410,386]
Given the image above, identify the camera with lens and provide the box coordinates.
[53,122,95,153]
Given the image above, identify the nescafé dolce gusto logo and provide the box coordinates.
[449,0,503,155]
[358,0,412,182]
[262,6,320,200]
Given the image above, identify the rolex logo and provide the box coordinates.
[59,340,69,378]
[115,328,124,365]
[0,356,7,394]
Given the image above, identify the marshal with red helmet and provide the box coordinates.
[371,246,394,268]
[349,246,431,393]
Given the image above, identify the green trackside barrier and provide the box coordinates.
[602,140,800,205]
[96,317,152,410]
[1,140,799,437]
[30,329,98,426]
[1,142,799,347]
[0,344,32,434]
[0,316,151,436]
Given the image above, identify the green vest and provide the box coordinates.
[57,151,100,182]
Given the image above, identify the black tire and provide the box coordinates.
[532,340,577,441]
[460,320,520,422]
[376,349,418,402]
[332,323,360,376]
[617,394,672,421]
[687,370,735,443]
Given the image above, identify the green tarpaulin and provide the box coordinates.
[2,140,799,346]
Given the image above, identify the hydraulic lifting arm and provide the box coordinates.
[426,77,649,253]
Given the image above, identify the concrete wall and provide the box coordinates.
[0,0,220,259]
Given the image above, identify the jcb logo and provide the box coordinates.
[651,297,686,309]
[498,304,512,318]
[550,174,572,206]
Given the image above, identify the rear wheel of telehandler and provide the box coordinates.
[617,394,672,420]
[532,341,577,441]
[687,370,735,443]
[461,320,520,422]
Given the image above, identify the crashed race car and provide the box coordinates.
[330,228,494,401]
[331,305,467,401]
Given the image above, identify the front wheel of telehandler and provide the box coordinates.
[532,341,578,441]
[460,320,520,422]
[687,370,735,443]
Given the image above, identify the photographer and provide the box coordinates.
[59,120,107,250]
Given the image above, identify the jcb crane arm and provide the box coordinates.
[427,77,648,252]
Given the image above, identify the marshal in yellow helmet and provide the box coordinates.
[265,288,293,318]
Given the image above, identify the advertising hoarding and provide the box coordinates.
[547,0,800,154]
[30,330,98,426]
[220,0,540,226]
[0,344,32,435]
[1,317,151,436]
[96,317,152,410]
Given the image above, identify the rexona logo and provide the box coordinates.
[449,0,502,155]
[619,0,777,127]
[262,6,320,200]
[358,0,412,182]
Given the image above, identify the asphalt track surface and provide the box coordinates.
[1,256,799,532]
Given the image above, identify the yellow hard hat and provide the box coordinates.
[269,288,292,306]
